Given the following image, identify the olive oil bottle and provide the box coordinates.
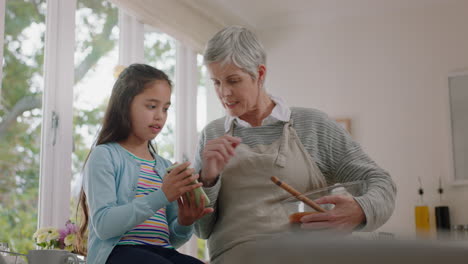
[415,177,431,238]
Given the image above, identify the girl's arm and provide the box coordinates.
[165,200,194,248]
[84,145,169,240]
[159,156,195,248]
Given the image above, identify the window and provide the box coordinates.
[196,54,224,133]
[70,0,119,221]
[197,55,208,133]
[195,53,224,261]
[0,0,206,257]
[144,26,177,161]
[0,0,47,253]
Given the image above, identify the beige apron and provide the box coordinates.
[209,120,328,263]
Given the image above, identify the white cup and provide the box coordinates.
[27,250,79,264]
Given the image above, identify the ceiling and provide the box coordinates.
[180,0,461,30]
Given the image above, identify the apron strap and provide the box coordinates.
[227,120,234,136]
[274,121,291,168]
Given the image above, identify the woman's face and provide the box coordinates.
[207,62,265,117]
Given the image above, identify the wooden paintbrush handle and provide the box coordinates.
[271,176,327,213]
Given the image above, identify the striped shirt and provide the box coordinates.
[117,153,173,248]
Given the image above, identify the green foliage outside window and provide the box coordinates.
[1,0,48,254]
[0,0,177,254]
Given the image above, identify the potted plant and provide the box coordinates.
[29,221,82,264]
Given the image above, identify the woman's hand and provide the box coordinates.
[298,195,366,233]
[178,191,214,226]
[162,162,201,202]
[201,135,241,186]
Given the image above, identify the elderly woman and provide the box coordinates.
[193,25,396,263]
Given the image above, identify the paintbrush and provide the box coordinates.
[271,176,326,213]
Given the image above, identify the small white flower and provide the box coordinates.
[36,233,48,244]
[64,234,76,246]
[48,229,60,241]
[33,227,48,239]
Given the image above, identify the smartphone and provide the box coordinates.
[166,163,210,207]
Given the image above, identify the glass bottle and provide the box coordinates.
[435,177,451,239]
[415,177,431,238]
[463,225,468,240]
[451,224,463,240]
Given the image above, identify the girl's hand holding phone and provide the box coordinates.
[162,162,201,202]
[177,191,214,226]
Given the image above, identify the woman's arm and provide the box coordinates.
[294,108,396,231]
[329,128,396,231]
[193,129,221,239]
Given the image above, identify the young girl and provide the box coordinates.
[77,64,213,264]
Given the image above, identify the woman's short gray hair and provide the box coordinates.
[204,25,266,80]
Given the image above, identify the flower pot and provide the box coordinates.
[27,249,79,264]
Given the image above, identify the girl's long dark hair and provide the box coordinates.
[75,64,172,255]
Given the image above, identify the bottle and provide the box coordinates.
[435,177,451,240]
[415,177,431,238]
[463,225,468,240]
[451,224,463,240]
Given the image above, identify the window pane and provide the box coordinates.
[197,55,207,133]
[144,26,176,161]
[70,0,118,222]
[197,54,223,133]
[0,0,46,253]
[195,53,223,261]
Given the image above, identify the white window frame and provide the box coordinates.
[119,12,200,192]
[31,0,201,254]
[175,43,198,163]
[38,0,77,228]
[38,1,144,230]
[118,9,144,65]
[119,12,200,257]
[174,43,199,257]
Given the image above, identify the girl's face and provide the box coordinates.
[128,80,171,144]
[207,62,265,118]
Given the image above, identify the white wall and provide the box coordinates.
[259,1,468,236]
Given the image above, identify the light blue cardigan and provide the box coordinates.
[83,142,193,264]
